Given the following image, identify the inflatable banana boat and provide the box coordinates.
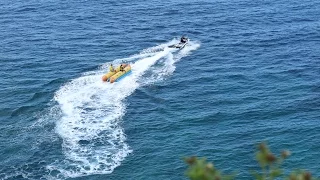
[102,64,131,83]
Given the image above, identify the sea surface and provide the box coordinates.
[1,0,320,179]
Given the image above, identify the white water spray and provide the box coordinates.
[47,39,200,178]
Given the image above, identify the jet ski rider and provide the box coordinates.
[180,36,188,43]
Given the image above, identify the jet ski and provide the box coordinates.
[168,36,189,49]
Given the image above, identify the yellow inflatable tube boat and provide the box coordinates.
[102,64,127,81]
[102,64,131,83]
[110,65,131,83]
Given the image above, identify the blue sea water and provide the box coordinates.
[1,0,320,179]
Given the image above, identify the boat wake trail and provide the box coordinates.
[47,39,200,179]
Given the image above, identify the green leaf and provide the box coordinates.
[270,169,282,178]
[251,171,264,180]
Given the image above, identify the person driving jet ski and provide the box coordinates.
[180,36,188,43]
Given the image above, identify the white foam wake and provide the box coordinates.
[47,39,200,179]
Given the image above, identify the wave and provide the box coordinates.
[43,39,200,179]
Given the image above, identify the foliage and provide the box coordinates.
[184,143,317,180]
[184,156,233,180]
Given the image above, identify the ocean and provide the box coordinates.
[0,0,319,179]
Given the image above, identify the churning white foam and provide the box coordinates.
[47,39,200,179]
